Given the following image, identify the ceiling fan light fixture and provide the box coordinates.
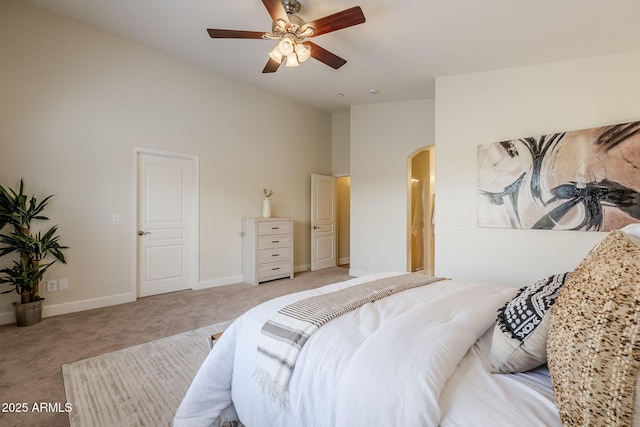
[295,44,311,63]
[285,53,300,67]
[278,37,295,56]
[208,0,366,73]
[268,45,284,64]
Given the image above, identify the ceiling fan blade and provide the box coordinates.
[304,6,365,37]
[262,0,290,25]
[207,29,266,39]
[262,58,282,73]
[303,41,347,69]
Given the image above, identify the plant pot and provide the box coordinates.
[13,299,45,327]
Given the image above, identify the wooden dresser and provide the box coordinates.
[242,217,294,285]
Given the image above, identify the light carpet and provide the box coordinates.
[62,320,233,427]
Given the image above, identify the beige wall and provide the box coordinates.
[435,51,640,286]
[349,100,436,276]
[0,1,332,323]
[343,51,640,285]
[332,113,350,176]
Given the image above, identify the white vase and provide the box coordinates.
[262,198,271,218]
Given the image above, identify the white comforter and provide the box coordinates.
[174,273,547,427]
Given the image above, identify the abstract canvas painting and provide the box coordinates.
[477,120,640,231]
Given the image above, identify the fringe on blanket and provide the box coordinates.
[253,367,288,406]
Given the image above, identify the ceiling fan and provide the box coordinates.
[207,0,366,73]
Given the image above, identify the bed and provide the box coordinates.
[174,226,640,427]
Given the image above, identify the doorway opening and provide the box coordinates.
[310,174,350,271]
[336,176,350,268]
[408,146,435,274]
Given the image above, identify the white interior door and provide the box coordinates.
[311,174,336,271]
[136,151,197,297]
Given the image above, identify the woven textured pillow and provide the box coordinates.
[547,231,640,426]
[490,273,569,374]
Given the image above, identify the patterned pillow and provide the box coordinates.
[547,231,640,426]
[490,273,569,374]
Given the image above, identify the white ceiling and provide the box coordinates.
[18,0,640,113]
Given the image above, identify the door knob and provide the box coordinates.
[137,230,151,236]
[312,225,319,229]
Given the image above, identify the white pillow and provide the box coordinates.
[490,272,569,374]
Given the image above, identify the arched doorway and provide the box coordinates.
[407,146,435,274]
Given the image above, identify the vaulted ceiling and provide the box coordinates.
[18,0,640,113]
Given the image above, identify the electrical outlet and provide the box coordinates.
[112,215,120,225]
[58,278,69,290]
[46,280,58,292]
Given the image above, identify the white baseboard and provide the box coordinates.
[44,292,136,317]
[196,275,243,289]
[200,267,311,288]
[0,310,17,325]
[0,292,136,325]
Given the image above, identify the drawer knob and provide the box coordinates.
[272,240,280,243]
[272,254,280,257]
[272,227,280,230]
[272,267,280,271]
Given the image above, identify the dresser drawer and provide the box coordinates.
[258,234,291,249]
[258,247,291,264]
[258,221,292,236]
[258,260,292,280]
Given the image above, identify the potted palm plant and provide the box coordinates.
[0,180,67,326]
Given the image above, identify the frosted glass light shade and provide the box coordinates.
[278,38,295,56]
[295,44,311,63]
[286,53,299,67]
[268,45,283,63]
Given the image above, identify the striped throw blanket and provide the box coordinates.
[254,273,445,402]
